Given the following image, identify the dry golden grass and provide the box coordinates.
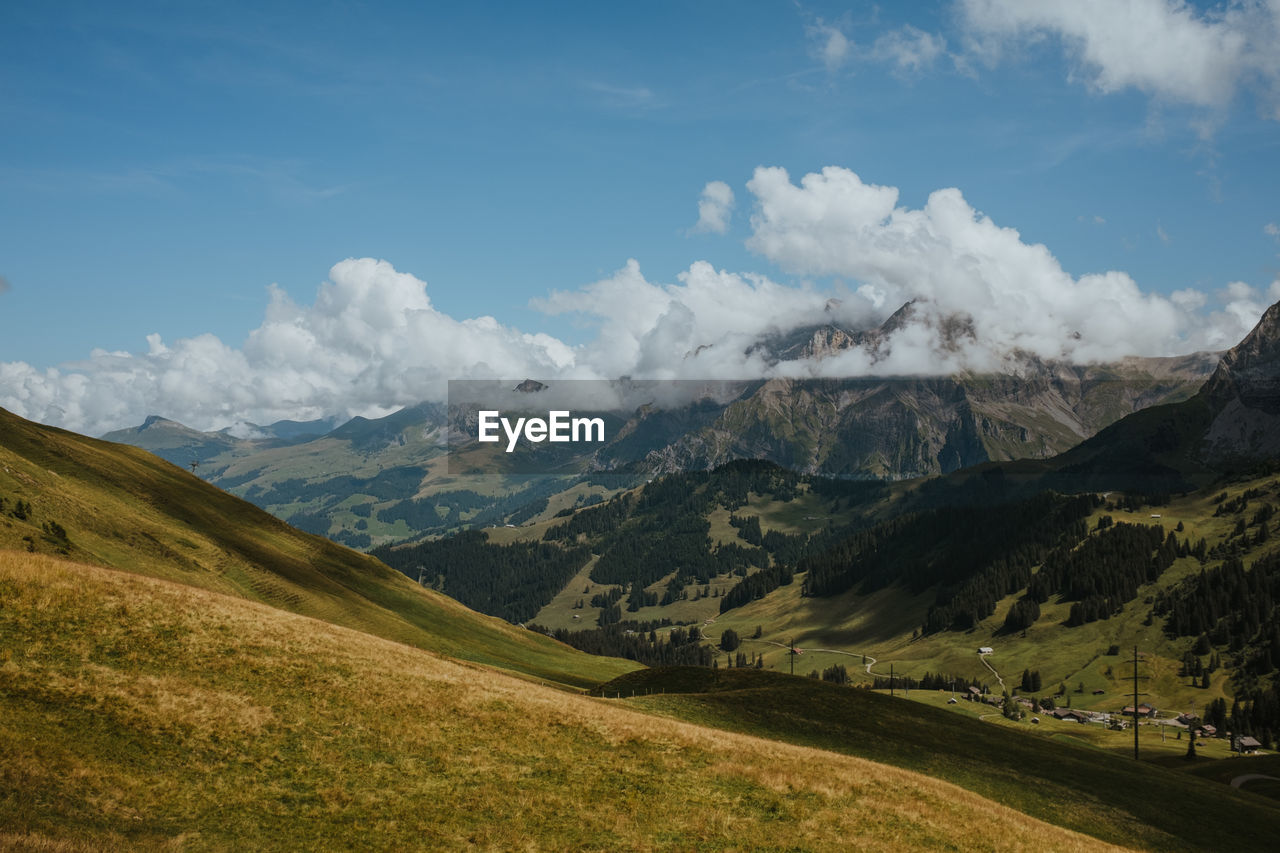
[0,408,634,689]
[0,549,1124,851]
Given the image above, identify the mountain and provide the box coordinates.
[100,412,341,471]
[100,337,1214,549]
[974,298,1280,496]
[0,405,631,688]
[1201,299,1280,463]
[639,353,1214,479]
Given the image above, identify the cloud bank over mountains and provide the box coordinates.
[4,165,1277,436]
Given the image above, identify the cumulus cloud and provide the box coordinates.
[532,258,869,381]
[808,19,852,73]
[3,167,1275,436]
[0,259,576,435]
[691,181,735,235]
[743,164,1266,365]
[958,0,1280,116]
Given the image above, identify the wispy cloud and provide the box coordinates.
[0,158,352,204]
[807,18,852,73]
[869,25,947,78]
[689,181,735,235]
[583,81,659,111]
[0,274,11,294]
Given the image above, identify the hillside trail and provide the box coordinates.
[979,652,1005,690]
[1231,774,1280,789]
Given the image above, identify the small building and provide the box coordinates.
[1196,724,1217,738]
[1176,713,1200,726]
[1122,703,1157,718]
[1050,708,1091,724]
[967,685,982,701]
[977,646,994,655]
[1236,736,1263,754]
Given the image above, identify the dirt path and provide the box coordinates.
[979,652,1005,690]
[1231,773,1280,789]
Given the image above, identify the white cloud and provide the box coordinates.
[691,181,735,235]
[958,0,1280,116]
[871,25,947,76]
[1157,223,1171,244]
[743,164,1264,364]
[532,258,865,381]
[1266,222,1280,240]
[4,168,1275,436]
[0,259,576,435]
[808,19,852,73]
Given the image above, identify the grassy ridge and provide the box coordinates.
[598,667,1280,852]
[0,407,633,688]
[0,552,1118,851]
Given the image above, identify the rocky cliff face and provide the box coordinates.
[1201,300,1280,462]
[633,356,1215,479]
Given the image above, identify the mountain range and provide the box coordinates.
[102,303,1219,549]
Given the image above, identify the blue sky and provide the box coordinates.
[2,1,1279,433]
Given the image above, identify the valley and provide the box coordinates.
[5,302,1280,849]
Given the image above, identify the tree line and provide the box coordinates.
[371,530,590,624]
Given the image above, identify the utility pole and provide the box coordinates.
[890,663,895,697]
[1126,645,1150,760]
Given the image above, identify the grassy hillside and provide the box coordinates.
[597,667,1280,852]
[0,407,633,688]
[0,552,1118,851]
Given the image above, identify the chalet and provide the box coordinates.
[977,646,994,655]
[966,686,982,701]
[1122,703,1157,718]
[1196,724,1217,738]
[1176,713,1200,727]
[1050,708,1091,724]
[1236,736,1263,754]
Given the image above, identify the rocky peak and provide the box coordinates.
[1202,299,1280,413]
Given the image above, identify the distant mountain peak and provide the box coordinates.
[139,414,177,431]
[515,379,548,393]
